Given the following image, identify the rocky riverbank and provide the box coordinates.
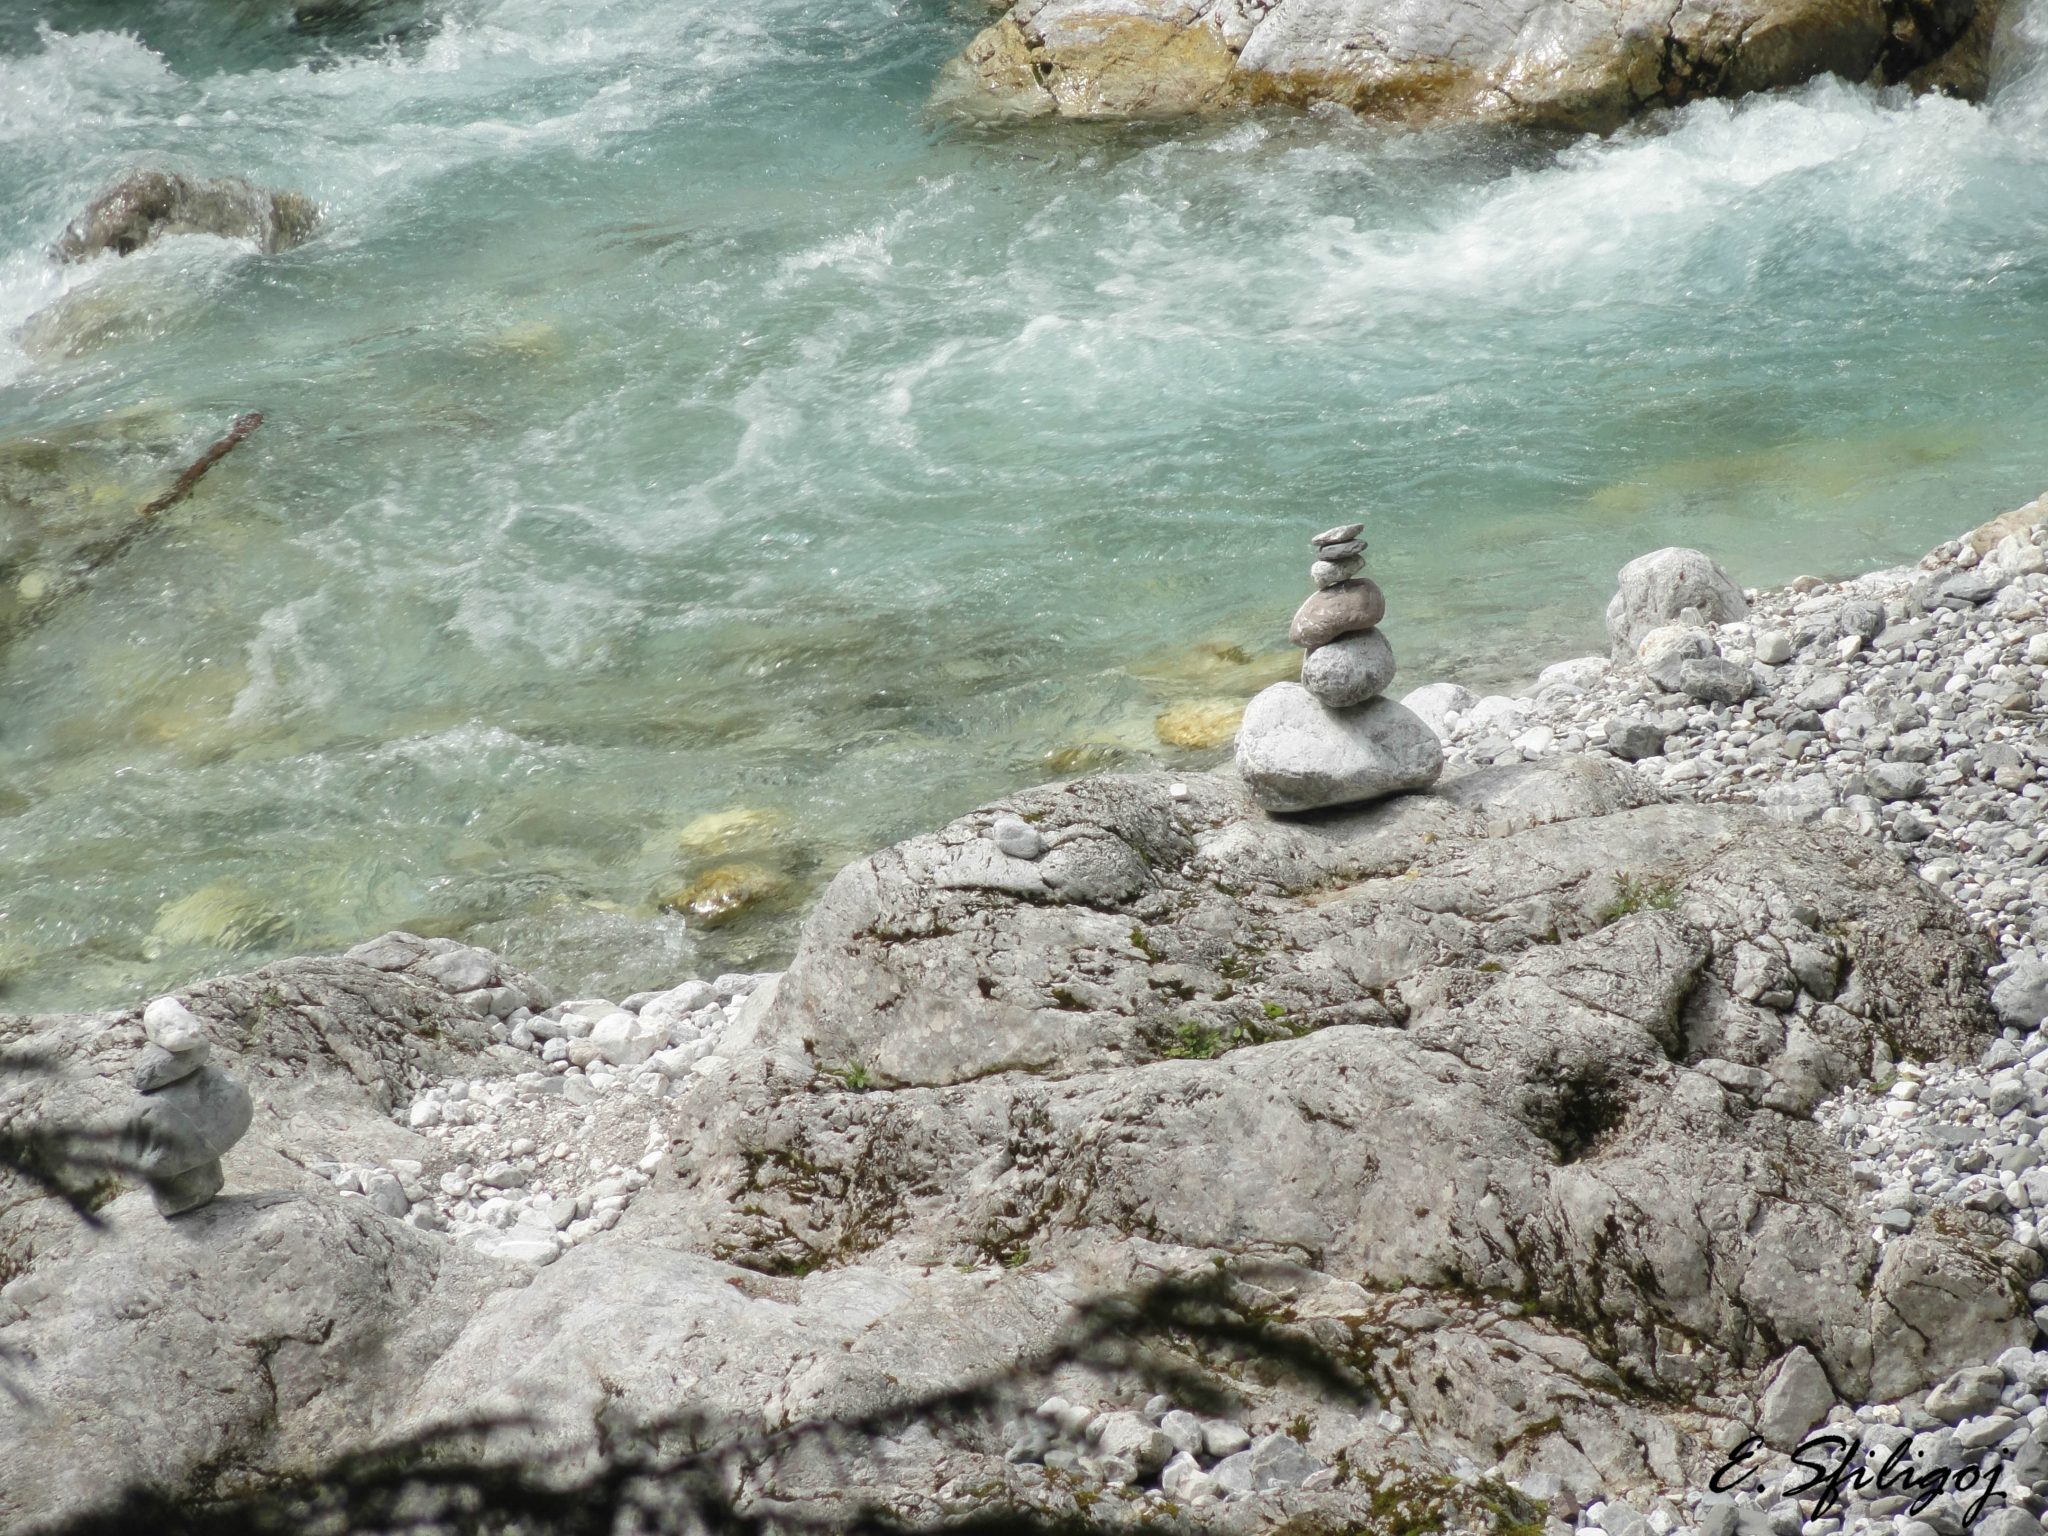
[6,501,2048,1535]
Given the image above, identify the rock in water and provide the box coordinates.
[1235,684,1444,812]
[935,0,1997,132]
[1606,548,1749,658]
[1299,627,1396,707]
[53,170,320,261]
[1288,579,1386,648]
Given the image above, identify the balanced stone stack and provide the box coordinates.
[1235,522,1445,813]
[120,996,253,1216]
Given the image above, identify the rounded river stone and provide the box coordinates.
[1289,579,1386,649]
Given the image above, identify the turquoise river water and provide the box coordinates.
[2,0,2047,1011]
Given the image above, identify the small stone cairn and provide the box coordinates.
[120,996,253,1216]
[1234,522,1445,813]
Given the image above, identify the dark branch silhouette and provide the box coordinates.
[0,1056,1378,1535]
[0,411,264,646]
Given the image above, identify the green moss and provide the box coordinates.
[1130,926,1162,962]
[1598,873,1679,924]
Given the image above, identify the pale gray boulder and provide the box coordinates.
[1607,549,1750,658]
[1993,957,2048,1030]
[1401,681,1476,738]
[936,0,2002,132]
[1299,627,1397,707]
[1755,1346,1834,1448]
[1235,684,1445,812]
[53,170,320,261]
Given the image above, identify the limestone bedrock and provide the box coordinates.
[0,757,2030,1530]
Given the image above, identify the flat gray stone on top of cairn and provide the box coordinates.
[1237,519,1443,813]
[121,996,253,1217]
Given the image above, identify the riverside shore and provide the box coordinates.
[8,499,2048,1536]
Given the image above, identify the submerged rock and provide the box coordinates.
[936,0,2002,131]
[53,170,320,262]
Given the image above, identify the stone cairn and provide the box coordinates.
[1234,521,1445,813]
[120,997,253,1216]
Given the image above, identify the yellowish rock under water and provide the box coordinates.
[1154,698,1246,750]
[661,863,790,927]
[148,879,293,958]
[666,806,793,858]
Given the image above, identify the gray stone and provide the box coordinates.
[132,1041,208,1092]
[1311,523,1364,548]
[1300,627,1397,708]
[1926,1365,2006,1423]
[121,1065,254,1185]
[1312,556,1363,588]
[1638,626,1718,691]
[1679,656,1756,705]
[1313,537,1365,563]
[1234,685,1444,812]
[1598,1502,1651,1536]
[1201,1419,1251,1459]
[1867,762,1928,802]
[1289,580,1387,648]
[1159,1409,1204,1456]
[1754,630,1794,665]
[1798,675,1852,712]
[1837,601,1887,640]
[342,931,430,971]
[1159,1449,1205,1497]
[1993,960,2048,1031]
[1924,570,2002,609]
[363,1173,410,1219]
[53,169,320,261]
[1951,1412,2020,1450]
[1090,1411,1171,1475]
[419,948,497,993]
[1604,719,1668,762]
[991,814,1045,860]
[1211,1432,1321,1493]
[1607,548,1750,658]
[1975,1511,2043,1536]
[1401,681,1475,738]
[1756,1346,1835,1448]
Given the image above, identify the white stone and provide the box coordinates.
[1234,684,1444,813]
[141,997,207,1054]
[1400,681,1477,739]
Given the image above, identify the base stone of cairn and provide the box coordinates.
[1236,522,1444,814]
[120,996,253,1217]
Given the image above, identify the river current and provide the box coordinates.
[2,0,2046,1011]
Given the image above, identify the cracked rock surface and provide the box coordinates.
[0,754,2033,1531]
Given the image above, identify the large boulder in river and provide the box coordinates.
[0,759,2030,1526]
[935,0,2004,130]
[53,170,319,262]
